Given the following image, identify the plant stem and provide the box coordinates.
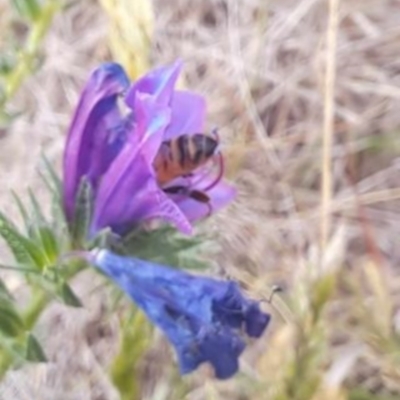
[110,310,151,400]
[0,259,85,378]
[1,1,60,108]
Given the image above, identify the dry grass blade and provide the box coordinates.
[320,0,339,255]
[99,0,154,79]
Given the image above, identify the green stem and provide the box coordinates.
[2,1,60,107]
[0,259,85,378]
[110,310,152,400]
[23,288,49,330]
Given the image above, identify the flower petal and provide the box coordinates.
[163,91,206,140]
[125,60,182,109]
[173,180,236,222]
[152,190,193,235]
[63,63,130,221]
[91,151,159,235]
[191,327,245,379]
[91,92,170,232]
[244,303,271,338]
[90,250,270,379]
[131,92,170,163]
[92,87,195,235]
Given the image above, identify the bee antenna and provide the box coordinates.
[260,285,284,305]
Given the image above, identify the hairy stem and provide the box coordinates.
[1,1,60,108]
[0,260,85,378]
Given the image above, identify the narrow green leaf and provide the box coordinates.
[28,188,46,224]
[40,154,62,197]
[70,177,93,247]
[59,283,82,308]
[0,212,45,268]
[36,226,59,264]
[17,189,55,258]
[0,302,25,337]
[0,263,39,274]
[0,278,13,302]
[38,167,67,239]
[25,333,47,362]
[89,228,115,250]
[12,0,41,21]
[11,190,32,236]
[310,274,336,322]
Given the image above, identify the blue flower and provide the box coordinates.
[90,249,270,379]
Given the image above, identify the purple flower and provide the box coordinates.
[90,249,270,379]
[63,61,235,237]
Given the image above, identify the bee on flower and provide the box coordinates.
[63,60,235,238]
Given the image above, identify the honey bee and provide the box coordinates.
[153,132,222,207]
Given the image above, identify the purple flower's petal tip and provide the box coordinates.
[179,221,194,236]
[125,59,184,107]
[92,62,130,89]
[97,61,123,75]
[210,181,237,211]
[171,58,184,73]
[156,192,194,235]
[221,182,237,202]
[164,91,207,139]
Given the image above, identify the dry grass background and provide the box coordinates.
[1,0,400,399]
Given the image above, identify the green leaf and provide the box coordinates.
[310,273,336,322]
[40,154,62,201]
[25,333,47,362]
[0,212,46,268]
[13,191,59,263]
[28,188,46,225]
[11,190,32,236]
[38,156,65,231]
[0,263,39,274]
[70,177,93,248]
[89,228,115,249]
[0,278,14,303]
[0,301,25,337]
[118,225,211,270]
[36,226,59,264]
[59,282,82,308]
[12,0,41,21]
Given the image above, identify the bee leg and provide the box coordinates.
[163,185,186,195]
